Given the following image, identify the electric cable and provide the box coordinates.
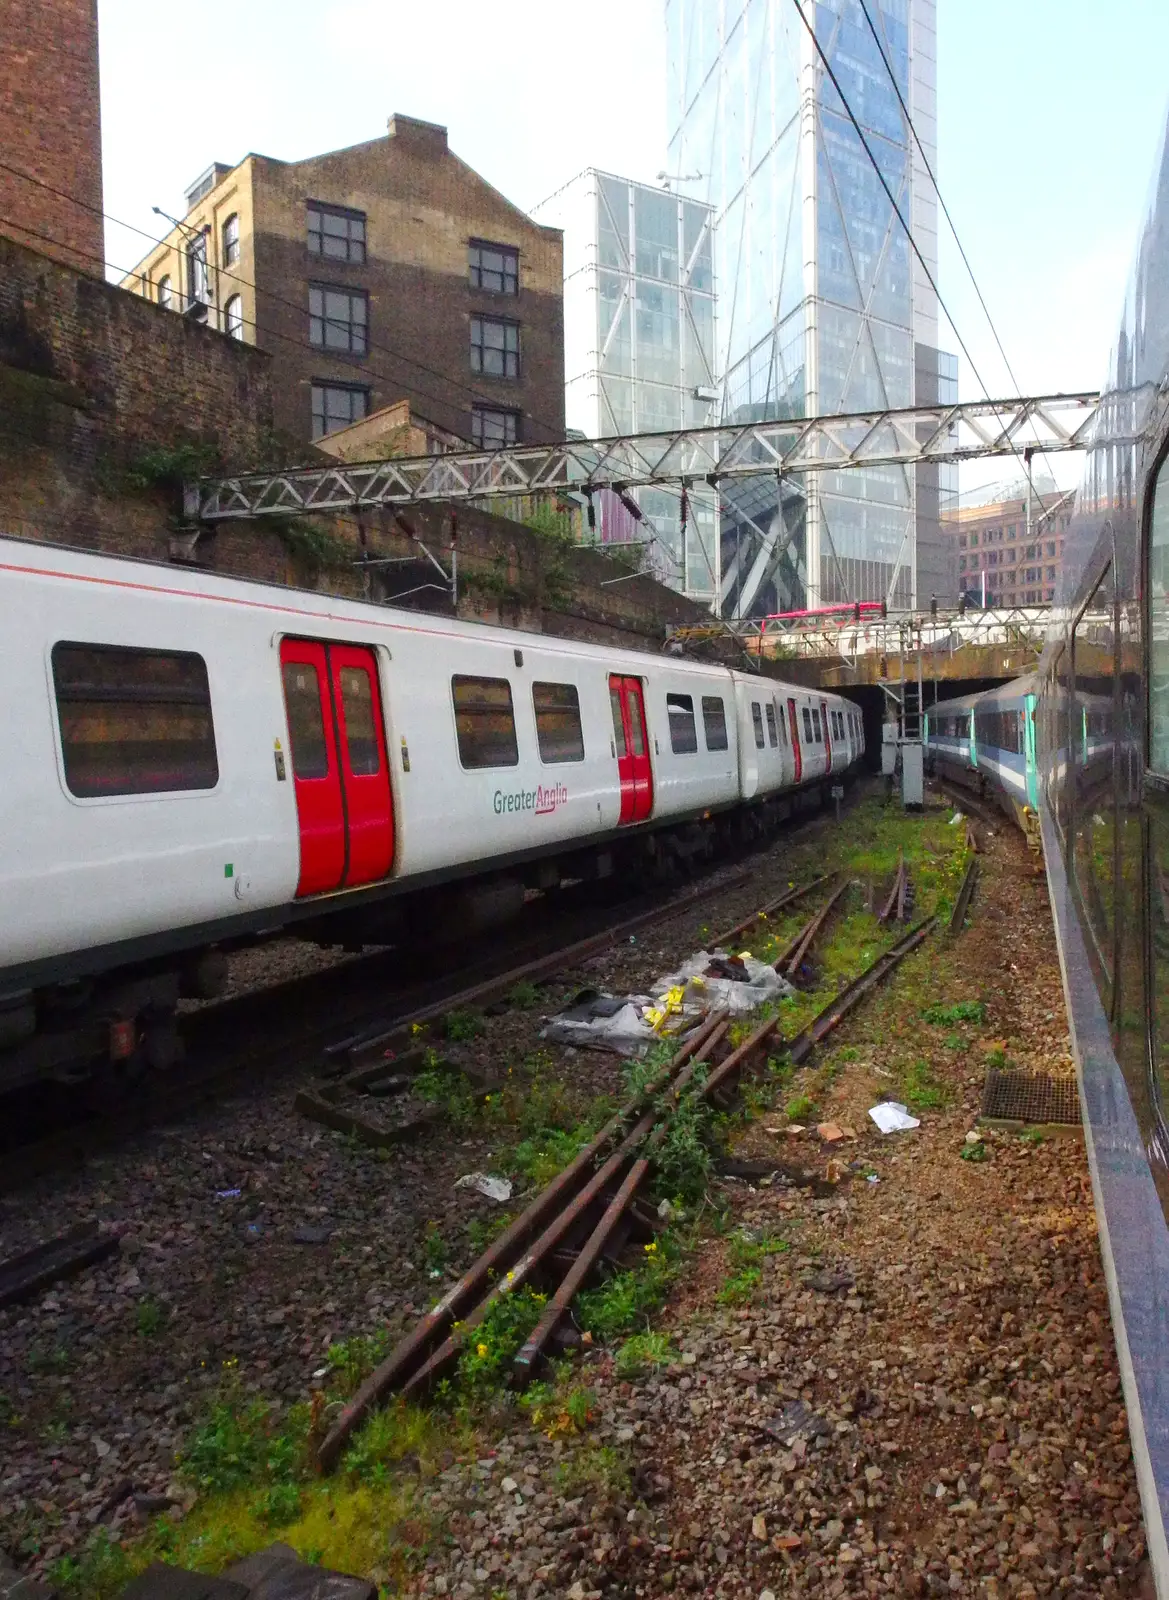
[854,0,1057,536]
[788,0,1063,597]
[0,155,565,443]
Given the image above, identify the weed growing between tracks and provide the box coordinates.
[47,795,981,1598]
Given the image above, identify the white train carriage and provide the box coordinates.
[0,535,864,1088]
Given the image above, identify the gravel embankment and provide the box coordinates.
[1,799,1150,1598]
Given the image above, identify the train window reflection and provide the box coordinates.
[1071,564,1116,987]
[533,682,585,765]
[1150,460,1169,770]
[451,675,519,769]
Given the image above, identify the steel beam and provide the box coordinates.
[187,392,1103,521]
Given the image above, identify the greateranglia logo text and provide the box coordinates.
[494,781,568,818]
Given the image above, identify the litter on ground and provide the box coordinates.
[454,1172,513,1202]
[868,1101,921,1134]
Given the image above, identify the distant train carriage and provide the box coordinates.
[0,535,865,1094]
[926,678,1040,831]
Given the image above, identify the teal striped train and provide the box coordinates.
[924,676,1041,838]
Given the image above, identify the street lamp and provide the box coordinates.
[152,205,212,319]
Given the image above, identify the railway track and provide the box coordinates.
[0,789,871,1190]
[314,899,936,1470]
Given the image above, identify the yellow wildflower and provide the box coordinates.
[644,1241,658,1253]
[477,1342,488,1358]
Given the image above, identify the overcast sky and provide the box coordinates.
[98,0,1169,493]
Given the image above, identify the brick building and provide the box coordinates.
[121,115,565,452]
[0,0,104,274]
[945,487,1074,607]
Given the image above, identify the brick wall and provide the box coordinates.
[0,234,282,567]
[275,501,719,656]
[0,0,104,275]
[252,118,565,447]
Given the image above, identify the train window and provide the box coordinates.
[609,685,627,758]
[282,661,329,779]
[666,693,698,754]
[701,695,728,752]
[625,686,646,756]
[774,700,787,745]
[766,703,778,747]
[1151,462,1169,771]
[451,675,519,769]
[339,665,380,775]
[1071,562,1116,986]
[533,682,585,764]
[802,706,813,742]
[53,642,218,797]
[812,708,822,742]
[751,703,765,749]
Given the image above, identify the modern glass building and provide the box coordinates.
[533,170,721,601]
[666,0,956,614]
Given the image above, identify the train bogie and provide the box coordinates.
[0,535,864,1093]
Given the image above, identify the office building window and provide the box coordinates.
[959,557,966,573]
[311,382,369,440]
[307,202,366,263]
[158,275,172,309]
[471,316,519,378]
[1047,541,1056,557]
[309,285,368,354]
[222,213,239,267]
[224,295,244,339]
[969,533,978,547]
[471,406,520,449]
[469,240,518,295]
[958,535,967,549]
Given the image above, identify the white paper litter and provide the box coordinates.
[650,949,794,1016]
[948,811,965,825]
[454,1172,513,1202]
[868,1101,921,1134]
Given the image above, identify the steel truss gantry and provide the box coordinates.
[187,392,1101,521]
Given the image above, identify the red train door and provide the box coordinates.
[820,699,833,773]
[280,639,393,897]
[329,644,394,886]
[787,697,803,783]
[609,674,654,824]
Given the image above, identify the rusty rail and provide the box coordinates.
[877,854,906,925]
[327,869,763,1063]
[315,1008,729,1468]
[708,873,833,949]
[949,857,980,935]
[788,918,937,1067]
[774,879,850,981]
[315,910,938,1469]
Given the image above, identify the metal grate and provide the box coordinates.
[981,1069,1081,1127]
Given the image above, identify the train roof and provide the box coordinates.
[930,674,1041,718]
[0,534,858,708]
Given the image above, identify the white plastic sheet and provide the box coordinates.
[868,1101,921,1134]
[454,1172,513,1202]
[650,949,794,1017]
[542,1000,659,1054]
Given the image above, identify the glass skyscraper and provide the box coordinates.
[666,0,956,614]
[533,170,721,601]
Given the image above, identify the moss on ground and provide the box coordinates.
[47,792,971,1599]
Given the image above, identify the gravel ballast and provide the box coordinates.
[0,795,1151,1597]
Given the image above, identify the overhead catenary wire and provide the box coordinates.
[0,155,567,445]
[853,0,1056,524]
[788,0,1069,547]
[0,156,706,584]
